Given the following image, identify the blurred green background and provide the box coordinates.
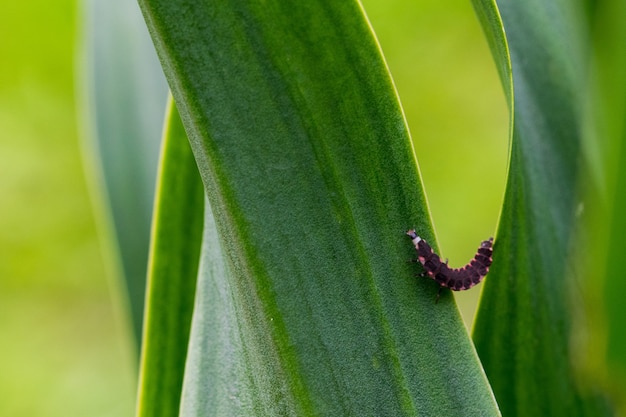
[0,0,506,415]
[0,2,136,416]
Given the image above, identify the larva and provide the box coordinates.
[406,229,493,302]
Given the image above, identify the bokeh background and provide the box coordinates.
[0,0,507,415]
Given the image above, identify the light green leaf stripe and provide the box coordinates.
[138,0,500,415]
[136,96,204,417]
[472,0,611,415]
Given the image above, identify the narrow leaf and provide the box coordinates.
[138,0,500,415]
[136,97,204,417]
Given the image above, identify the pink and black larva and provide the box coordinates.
[406,230,493,302]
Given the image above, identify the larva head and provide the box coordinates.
[481,237,494,249]
[406,229,422,247]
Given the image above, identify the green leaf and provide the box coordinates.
[471,0,612,415]
[136,96,204,417]
[138,0,500,414]
[83,0,168,347]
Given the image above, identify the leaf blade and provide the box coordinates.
[136,97,204,417]
[138,0,501,414]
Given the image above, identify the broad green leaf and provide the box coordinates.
[83,0,168,347]
[136,97,204,417]
[138,0,500,414]
[472,0,612,415]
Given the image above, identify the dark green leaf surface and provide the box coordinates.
[84,0,168,346]
[136,97,204,417]
[472,0,611,415]
[138,0,500,415]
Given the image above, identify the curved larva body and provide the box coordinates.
[406,230,493,300]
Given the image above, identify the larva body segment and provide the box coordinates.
[406,230,493,301]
